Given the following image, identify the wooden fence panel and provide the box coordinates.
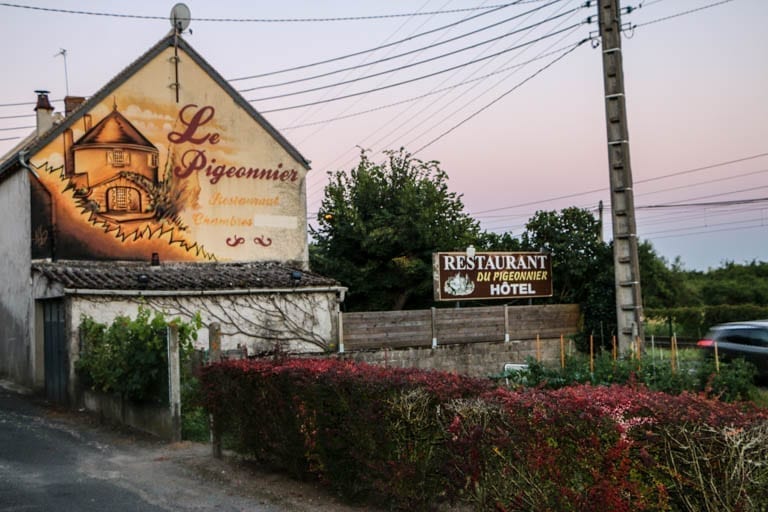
[342,310,433,349]
[342,304,580,351]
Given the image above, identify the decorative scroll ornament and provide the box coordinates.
[226,235,245,247]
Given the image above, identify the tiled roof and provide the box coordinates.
[32,260,339,292]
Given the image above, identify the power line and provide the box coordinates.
[238,1,571,91]
[632,0,735,28]
[258,24,583,113]
[304,2,586,199]
[638,153,768,185]
[637,204,766,231]
[247,13,584,100]
[292,0,454,155]
[636,168,768,199]
[639,196,768,209]
[0,114,34,120]
[400,11,583,156]
[412,38,587,154]
[280,43,578,129]
[0,98,63,108]
[643,218,766,240]
[229,1,527,82]
[471,152,768,216]
[0,2,528,23]
[0,125,33,131]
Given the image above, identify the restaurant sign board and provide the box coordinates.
[433,251,553,301]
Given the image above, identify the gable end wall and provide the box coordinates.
[0,168,34,385]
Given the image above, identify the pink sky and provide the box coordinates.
[1,0,766,270]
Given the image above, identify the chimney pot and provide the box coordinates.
[64,96,86,116]
[34,90,53,111]
[34,90,54,136]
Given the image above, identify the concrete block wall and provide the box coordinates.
[336,337,577,379]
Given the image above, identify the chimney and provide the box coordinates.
[64,96,85,116]
[34,90,54,136]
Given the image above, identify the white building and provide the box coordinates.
[0,31,345,403]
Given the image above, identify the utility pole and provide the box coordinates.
[597,0,644,354]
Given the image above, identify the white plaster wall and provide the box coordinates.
[0,169,33,385]
[68,290,342,361]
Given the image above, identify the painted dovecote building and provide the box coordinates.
[0,31,346,403]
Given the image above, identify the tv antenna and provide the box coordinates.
[169,4,190,103]
[54,48,69,96]
[170,3,191,34]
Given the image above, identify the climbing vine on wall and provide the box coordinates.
[76,306,201,402]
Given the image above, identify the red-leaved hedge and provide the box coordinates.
[199,358,768,511]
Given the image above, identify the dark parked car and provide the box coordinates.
[697,320,768,380]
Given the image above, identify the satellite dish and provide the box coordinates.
[170,3,191,32]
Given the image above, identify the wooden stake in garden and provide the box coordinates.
[612,335,617,361]
[670,333,678,375]
[714,339,720,374]
[589,334,595,374]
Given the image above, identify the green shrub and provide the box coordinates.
[645,305,768,339]
[76,306,200,402]
[496,351,759,403]
[180,372,210,442]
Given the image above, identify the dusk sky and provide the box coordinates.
[1,0,766,271]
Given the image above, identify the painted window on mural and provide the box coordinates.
[108,149,129,167]
[107,186,141,212]
[148,153,158,168]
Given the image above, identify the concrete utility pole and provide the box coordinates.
[597,0,644,353]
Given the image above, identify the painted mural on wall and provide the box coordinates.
[28,45,308,263]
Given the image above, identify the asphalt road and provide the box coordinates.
[0,382,339,512]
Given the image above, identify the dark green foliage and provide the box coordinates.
[76,306,200,402]
[646,304,768,339]
[497,353,759,402]
[180,372,210,442]
[694,260,768,306]
[509,207,617,350]
[520,207,604,304]
[310,148,480,311]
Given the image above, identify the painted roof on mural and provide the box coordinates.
[74,105,156,149]
[32,260,339,292]
[0,30,310,181]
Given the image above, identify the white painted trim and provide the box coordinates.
[62,286,347,297]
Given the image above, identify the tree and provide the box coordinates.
[693,260,768,306]
[511,207,615,349]
[637,240,698,309]
[520,207,605,304]
[475,230,523,252]
[311,148,479,311]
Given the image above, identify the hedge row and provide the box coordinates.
[199,358,768,511]
[645,304,768,339]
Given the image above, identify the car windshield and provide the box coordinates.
[715,326,768,346]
